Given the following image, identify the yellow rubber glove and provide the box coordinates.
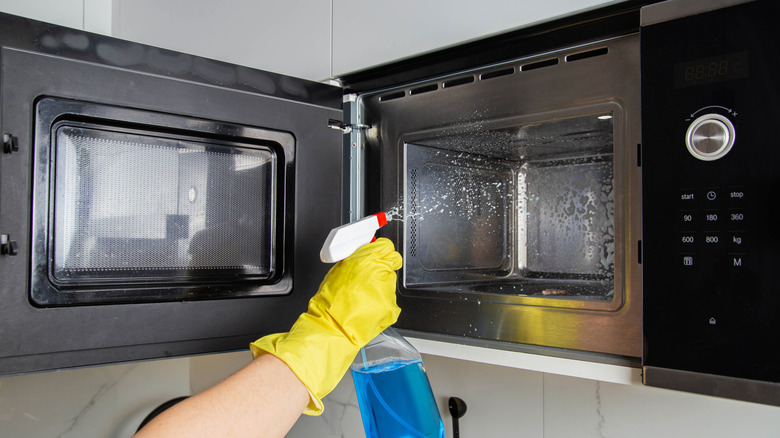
[250,237,402,415]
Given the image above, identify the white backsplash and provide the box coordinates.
[0,357,190,438]
[289,353,780,438]
[2,351,780,437]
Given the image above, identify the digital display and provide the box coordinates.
[673,51,749,88]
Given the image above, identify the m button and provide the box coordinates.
[729,254,747,270]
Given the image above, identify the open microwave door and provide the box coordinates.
[0,13,344,374]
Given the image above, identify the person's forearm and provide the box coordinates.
[134,353,309,438]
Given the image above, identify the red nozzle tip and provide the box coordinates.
[375,212,388,227]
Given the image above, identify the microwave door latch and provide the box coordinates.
[3,133,19,154]
[327,119,370,134]
[1,234,18,256]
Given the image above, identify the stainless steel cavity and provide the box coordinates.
[357,33,642,359]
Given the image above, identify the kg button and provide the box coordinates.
[729,233,745,250]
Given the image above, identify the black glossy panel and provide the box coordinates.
[642,1,780,390]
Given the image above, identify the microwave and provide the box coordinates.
[0,4,643,375]
[3,0,777,407]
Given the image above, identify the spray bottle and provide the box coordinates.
[320,214,445,438]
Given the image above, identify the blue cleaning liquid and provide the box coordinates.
[352,359,445,438]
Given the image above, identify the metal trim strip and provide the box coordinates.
[644,366,780,406]
[640,0,755,27]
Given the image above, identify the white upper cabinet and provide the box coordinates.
[2,1,625,86]
[0,0,84,29]
[1,0,331,81]
[110,0,332,82]
[0,0,112,34]
[332,0,622,77]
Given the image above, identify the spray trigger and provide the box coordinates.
[320,213,389,263]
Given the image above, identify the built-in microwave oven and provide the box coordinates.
[1,4,644,375]
[3,0,778,408]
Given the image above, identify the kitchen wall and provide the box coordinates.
[3,349,780,437]
[291,352,780,438]
[2,1,780,437]
[0,357,191,437]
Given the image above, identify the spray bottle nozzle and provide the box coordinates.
[319,213,390,263]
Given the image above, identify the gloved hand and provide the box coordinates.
[250,237,403,415]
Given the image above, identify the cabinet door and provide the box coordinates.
[111,0,331,82]
[0,0,83,29]
[332,0,621,76]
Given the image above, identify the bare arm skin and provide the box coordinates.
[133,239,403,437]
[134,353,309,438]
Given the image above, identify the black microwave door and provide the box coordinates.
[0,13,344,374]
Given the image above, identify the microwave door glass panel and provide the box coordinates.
[52,125,274,284]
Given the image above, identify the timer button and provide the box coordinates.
[686,114,735,161]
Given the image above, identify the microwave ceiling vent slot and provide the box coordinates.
[480,67,515,81]
[565,47,609,63]
[410,84,439,96]
[521,58,559,72]
[379,91,406,102]
[442,76,475,88]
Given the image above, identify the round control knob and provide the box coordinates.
[685,113,735,161]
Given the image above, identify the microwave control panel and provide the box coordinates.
[641,0,780,400]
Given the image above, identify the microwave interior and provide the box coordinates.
[30,97,294,306]
[403,112,616,300]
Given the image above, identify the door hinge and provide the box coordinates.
[1,234,18,256]
[328,119,370,134]
[3,133,19,154]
